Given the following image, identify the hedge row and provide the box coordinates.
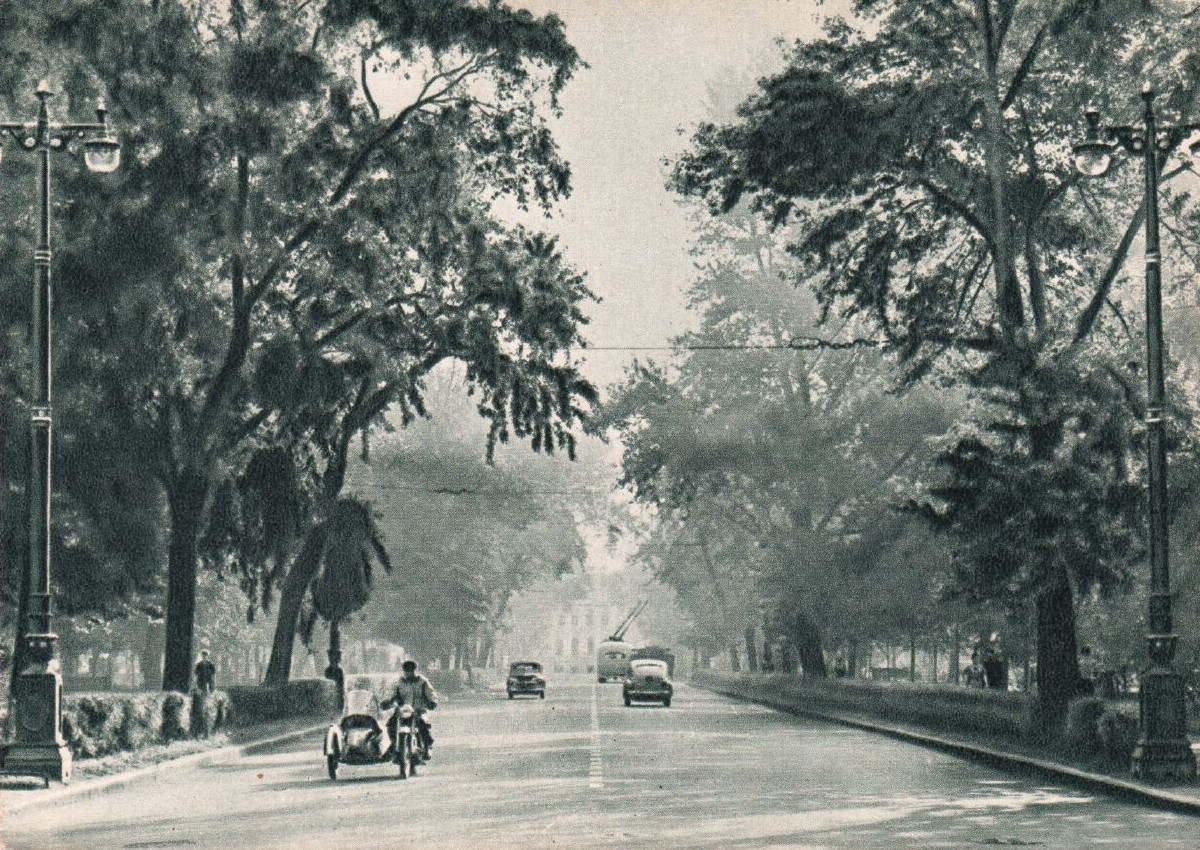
[695,671,1033,740]
[62,690,228,760]
[57,679,335,761]
[694,671,1142,767]
[222,679,336,725]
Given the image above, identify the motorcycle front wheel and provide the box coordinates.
[397,734,412,779]
[327,753,338,780]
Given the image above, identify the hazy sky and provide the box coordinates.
[508,1,847,390]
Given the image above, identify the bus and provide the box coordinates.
[596,639,634,682]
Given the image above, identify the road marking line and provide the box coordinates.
[589,681,604,790]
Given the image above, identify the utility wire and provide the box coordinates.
[581,337,882,352]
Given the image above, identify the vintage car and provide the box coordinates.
[506,661,546,699]
[623,658,673,707]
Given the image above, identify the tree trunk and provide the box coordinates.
[932,640,939,684]
[1035,564,1081,731]
[779,643,796,675]
[727,642,741,672]
[951,626,961,685]
[744,626,758,672]
[848,638,859,678]
[909,634,917,682]
[263,528,325,686]
[476,632,494,669]
[789,612,827,678]
[162,471,208,692]
[138,619,163,691]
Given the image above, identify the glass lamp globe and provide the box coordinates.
[83,134,121,173]
[1073,141,1113,177]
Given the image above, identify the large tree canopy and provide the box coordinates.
[603,205,958,676]
[671,0,1200,722]
[0,0,595,691]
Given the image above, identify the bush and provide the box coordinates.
[160,692,190,741]
[189,690,229,738]
[1061,697,1107,758]
[1097,704,1138,766]
[61,692,169,759]
[427,669,468,695]
[118,696,163,751]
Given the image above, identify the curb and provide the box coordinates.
[0,722,325,816]
[695,680,1200,816]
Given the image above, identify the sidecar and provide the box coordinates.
[324,688,419,779]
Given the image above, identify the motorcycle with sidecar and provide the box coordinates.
[324,688,422,779]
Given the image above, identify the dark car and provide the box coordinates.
[623,659,673,707]
[507,661,546,699]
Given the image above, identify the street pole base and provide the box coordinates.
[1,742,72,786]
[1131,741,1196,782]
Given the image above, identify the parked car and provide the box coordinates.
[623,658,673,707]
[507,661,546,699]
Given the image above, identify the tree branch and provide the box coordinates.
[200,152,253,439]
[919,178,993,245]
[361,55,380,122]
[1071,200,1145,347]
[249,55,485,303]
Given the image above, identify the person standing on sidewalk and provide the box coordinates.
[194,650,216,694]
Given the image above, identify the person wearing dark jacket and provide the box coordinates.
[194,650,216,694]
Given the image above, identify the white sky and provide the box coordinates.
[501,1,848,390]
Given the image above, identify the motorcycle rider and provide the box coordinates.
[381,659,439,757]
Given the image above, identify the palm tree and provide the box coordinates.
[299,498,392,704]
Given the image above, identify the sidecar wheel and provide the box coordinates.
[326,754,338,780]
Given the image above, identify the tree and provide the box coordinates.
[351,371,592,667]
[298,497,391,678]
[671,0,1200,725]
[603,204,958,675]
[0,0,593,691]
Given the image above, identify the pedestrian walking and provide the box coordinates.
[964,649,986,688]
[982,644,1007,691]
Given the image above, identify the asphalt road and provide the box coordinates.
[2,676,1197,849]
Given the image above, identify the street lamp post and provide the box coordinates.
[1073,83,1199,782]
[1,81,120,786]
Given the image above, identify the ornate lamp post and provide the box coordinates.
[1,81,120,785]
[1073,83,1199,782]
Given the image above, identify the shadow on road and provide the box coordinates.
[268,774,415,791]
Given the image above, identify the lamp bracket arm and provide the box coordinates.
[51,121,107,134]
[1106,125,1145,154]
[0,122,37,146]
[0,121,109,149]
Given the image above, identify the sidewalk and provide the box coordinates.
[0,716,327,816]
[693,678,1200,816]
